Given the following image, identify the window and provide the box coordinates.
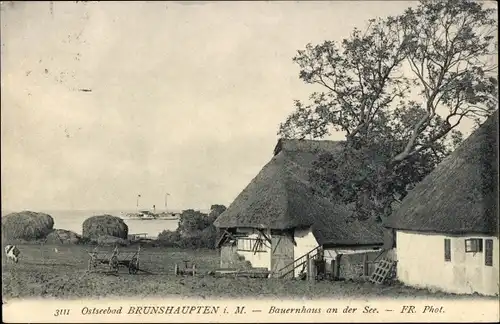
[485,239,493,266]
[465,238,483,253]
[237,238,266,252]
[444,239,451,262]
[237,238,252,251]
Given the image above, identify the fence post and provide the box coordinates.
[333,254,342,280]
[363,254,369,277]
[306,253,311,280]
[308,257,315,281]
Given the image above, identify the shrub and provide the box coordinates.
[198,226,218,249]
[1,211,54,241]
[45,229,81,244]
[177,209,211,237]
[156,205,226,249]
[156,227,218,249]
[157,230,181,247]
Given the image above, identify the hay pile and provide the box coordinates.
[45,229,82,244]
[82,215,128,239]
[1,211,54,241]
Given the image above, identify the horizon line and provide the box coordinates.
[1,207,213,212]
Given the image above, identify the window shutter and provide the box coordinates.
[485,239,493,266]
[444,239,451,262]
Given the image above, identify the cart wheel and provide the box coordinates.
[110,256,119,272]
[129,257,139,274]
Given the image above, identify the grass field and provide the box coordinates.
[2,243,495,300]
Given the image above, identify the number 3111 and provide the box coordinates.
[54,309,71,316]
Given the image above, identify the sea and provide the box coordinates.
[1,209,185,239]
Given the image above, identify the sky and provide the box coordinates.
[0,1,496,212]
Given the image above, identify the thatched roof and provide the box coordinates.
[386,110,499,236]
[214,139,384,246]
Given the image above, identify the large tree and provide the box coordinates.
[279,0,498,221]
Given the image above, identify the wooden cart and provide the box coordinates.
[87,245,141,274]
[174,260,196,276]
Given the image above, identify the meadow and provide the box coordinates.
[2,243,495,300]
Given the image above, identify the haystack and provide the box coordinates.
[45,229,82,244]
[82,215,128,239]
[1,211,54,241]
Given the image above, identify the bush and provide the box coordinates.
[198,226,218,249]
[156,205,226,249]
[156,227,218,249]
[177,209,211,237]
[157,230,181,247]
[78,236,93,245]
[45,229,81,244]
[1,211,54,241]
[82,215,128,239]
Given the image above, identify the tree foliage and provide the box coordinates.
[278,0,498,221]
[158,205,227,249]
[208,204,227,221]
[177,209,213,237]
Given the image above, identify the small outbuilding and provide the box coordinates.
[385,110,499,296]
[214,139,384,279]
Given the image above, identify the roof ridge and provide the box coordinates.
[273,138,344,156]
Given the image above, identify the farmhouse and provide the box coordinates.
[385,110,499,296]
[214,139,385,279]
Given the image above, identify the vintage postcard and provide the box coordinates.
[1,1,499,323]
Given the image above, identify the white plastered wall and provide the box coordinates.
[396,230,499,296]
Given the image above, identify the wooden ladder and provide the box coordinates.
[369,258,396,284]
[275,246,321,279]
